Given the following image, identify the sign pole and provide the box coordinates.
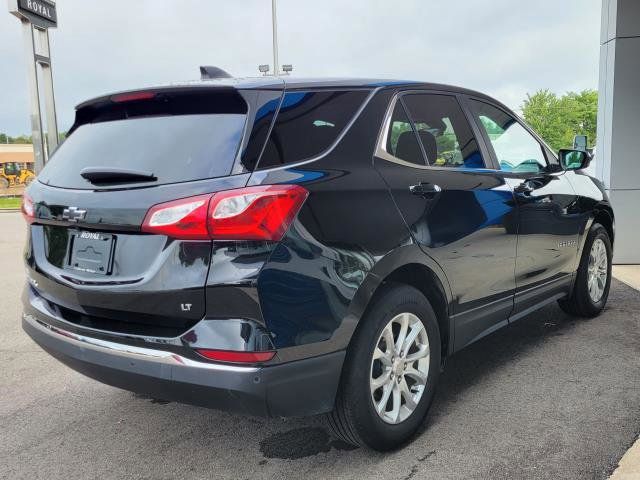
[38,27,58,154]
[21,20,46,172]
[9,0,58,173]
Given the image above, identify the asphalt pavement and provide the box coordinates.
[1,212,638,480]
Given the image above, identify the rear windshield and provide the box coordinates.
[39,113,246,189]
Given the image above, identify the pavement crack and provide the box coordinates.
[418,450,436,462]
[402,464,419,480]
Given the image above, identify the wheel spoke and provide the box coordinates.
[399,378,416,409]
[405,344,430,362]
[376,382,393,415]
[395,313,409,353]
[382,325,395,353]
[390,384,401,422]
[401,321,423,357]
[373,347,392,366]
[371,370,391,390]
[405,366,428,385]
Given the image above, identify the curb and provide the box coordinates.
[610,268,640,479]
[610,436,640,479]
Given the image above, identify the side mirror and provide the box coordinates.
[559,149,591,170]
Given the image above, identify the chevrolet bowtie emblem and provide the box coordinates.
[61,206,87,222]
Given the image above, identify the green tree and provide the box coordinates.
[0,133,67,144]
[11,135,32,144]
[521,89,598,152]
[0,133,33,144]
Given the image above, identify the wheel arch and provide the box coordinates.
[576,203,615,265]
[593,204,615,246]
[346,245,454,359]
[382,264,451,360]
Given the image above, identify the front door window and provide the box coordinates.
[470,100,547,173]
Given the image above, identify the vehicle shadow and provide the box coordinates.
[428,301,580,421]
[122,280,633,467]
[252,287,613,460]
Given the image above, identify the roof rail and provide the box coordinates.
[200,66,232,80]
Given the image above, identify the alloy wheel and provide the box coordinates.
[587,238,608,303]
[369,312,430,424]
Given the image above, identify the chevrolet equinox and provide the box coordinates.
[21,77,614,451]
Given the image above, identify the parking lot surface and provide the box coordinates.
[1,212,638,480]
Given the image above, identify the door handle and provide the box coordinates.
[409,183,442,198]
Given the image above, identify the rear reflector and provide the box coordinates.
[111,91,156,103]
[21,194,35,224]
[141,185,308,241]
[195,349,275,363]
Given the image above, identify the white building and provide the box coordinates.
[597,0,640,263]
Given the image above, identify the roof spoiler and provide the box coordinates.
[200,66,232,80]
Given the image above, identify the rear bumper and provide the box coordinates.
[22,307,345,418]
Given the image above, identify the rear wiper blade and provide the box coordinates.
[80,167,157,184]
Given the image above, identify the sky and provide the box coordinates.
[0,0,602,136]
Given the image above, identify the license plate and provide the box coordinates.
[67,231,115,275]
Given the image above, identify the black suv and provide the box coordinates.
[21,77,614,451]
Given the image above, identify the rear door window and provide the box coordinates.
[385,101,426,166]
[401,93,485,169]
[257,90,370,169]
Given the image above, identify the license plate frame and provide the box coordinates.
[67,231,115,275]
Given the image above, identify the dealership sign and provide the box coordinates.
[10,0,57,28]
[19,0,57,26]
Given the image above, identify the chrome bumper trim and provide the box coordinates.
[22,312,259,374]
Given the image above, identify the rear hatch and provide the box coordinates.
[25,87,256,337]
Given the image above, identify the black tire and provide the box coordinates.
[325,284,441,451]
[559,223,612,317]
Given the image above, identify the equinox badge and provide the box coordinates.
[61,206,87,222]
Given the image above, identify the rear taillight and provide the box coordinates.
[195,349,275,363]
[142,194,211,240]
[21,194,35,224]
[209,185,308,241]
[141,185,308,241]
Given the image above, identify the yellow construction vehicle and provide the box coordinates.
[0,161,35,188]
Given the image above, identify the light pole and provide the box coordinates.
[271,0,279,76]
[259,0,291,76]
